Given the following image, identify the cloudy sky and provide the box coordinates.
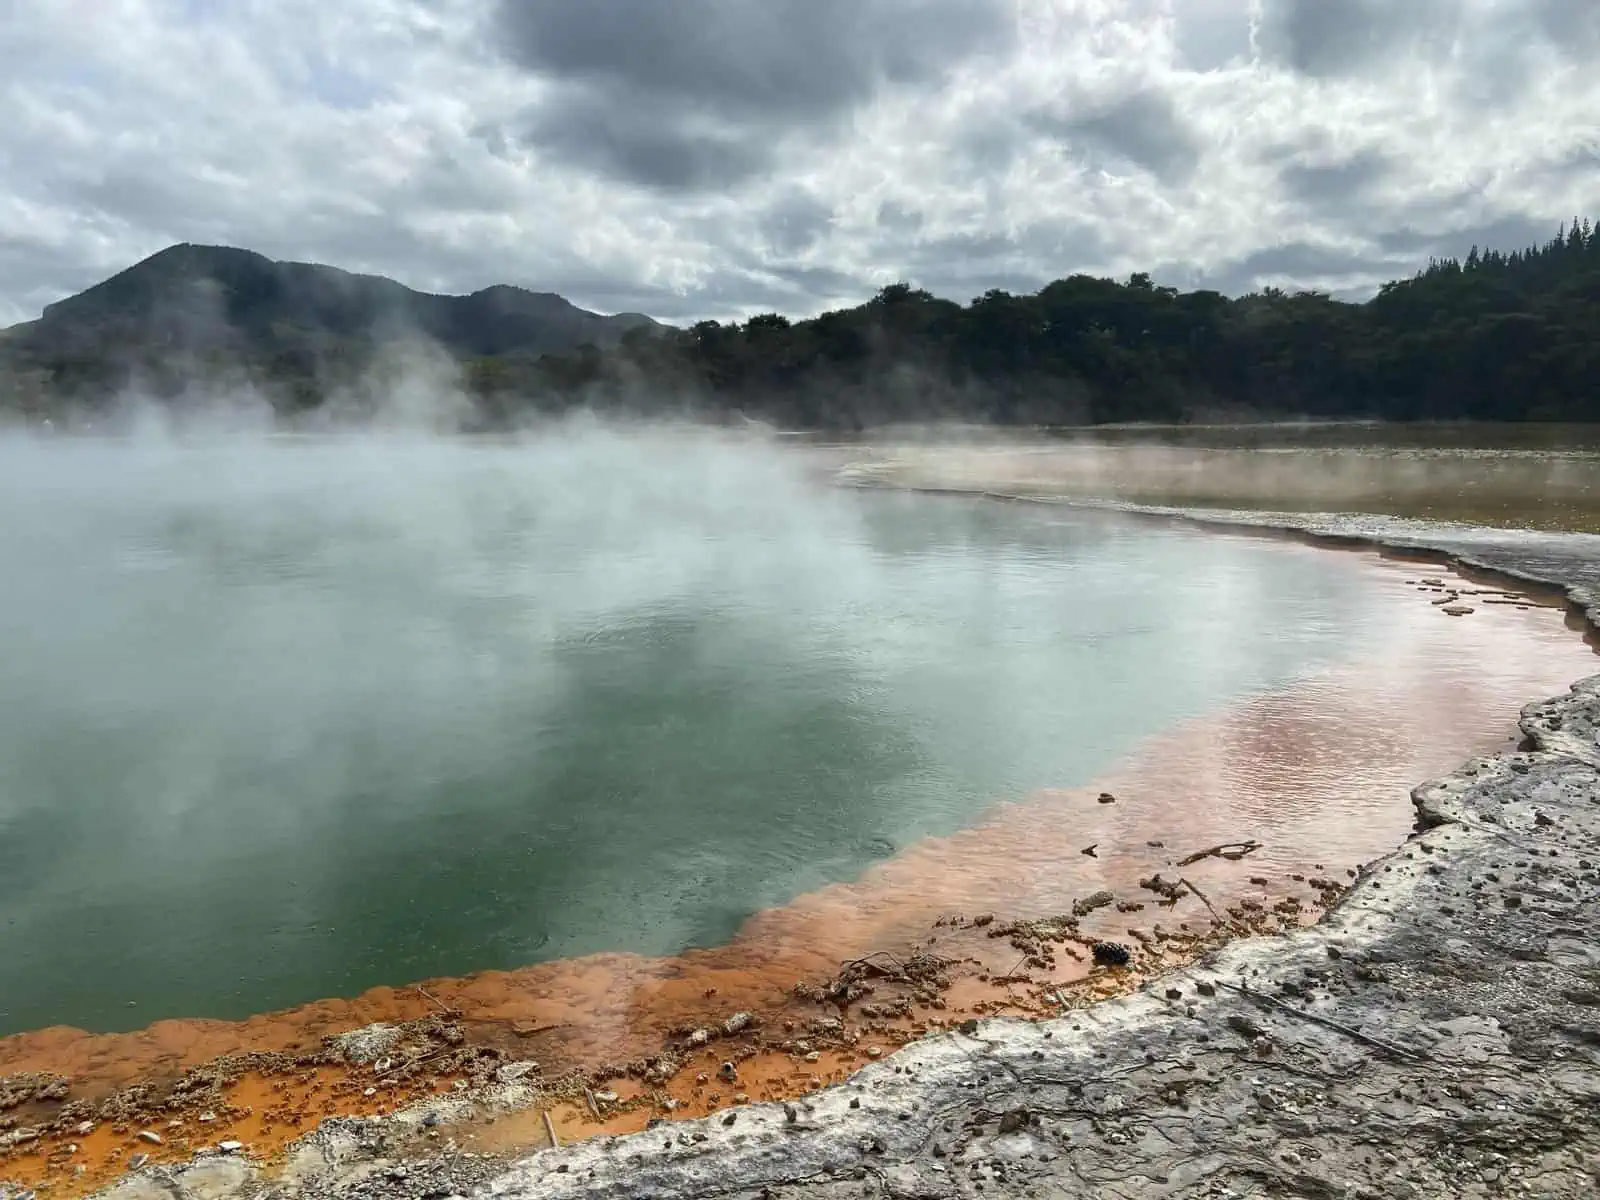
[1,0,1596,326]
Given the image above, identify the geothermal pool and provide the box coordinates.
[0,426,1591,1044]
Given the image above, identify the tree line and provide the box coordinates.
[5,218,1597,429]
[466,217,1600,429]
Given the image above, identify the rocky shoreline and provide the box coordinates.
[14,497,1600,1200]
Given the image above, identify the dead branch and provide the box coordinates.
[838,951,906,978]
[1176,841,1263,867]
[414,985,455,1016]
[1178,876,1221,919]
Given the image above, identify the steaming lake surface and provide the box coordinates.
[0,430,1463,1034]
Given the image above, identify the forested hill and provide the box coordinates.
[495,217,1596,430]
[0,244,660,419]
[3,220,1597,429]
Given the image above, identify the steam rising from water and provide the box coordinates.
[0,418,1491,1035]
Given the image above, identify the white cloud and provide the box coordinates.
[0,0,1595,326]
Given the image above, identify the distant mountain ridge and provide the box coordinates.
[4,218,1597,429]
[0,243,664,418]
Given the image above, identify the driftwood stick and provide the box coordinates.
[542,1110,560,1149]
[375,1048,452,1078]
[839,951,906,977]
[1218,982,1427,1062]
[415,985,452,1014]
[1176,841,1263,867]
[995,953,1032,985]
[584,1087,601,1120]
[510,1022,573,1038]
[1178,876,1221,919]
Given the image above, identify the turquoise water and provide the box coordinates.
[0,427,1366,1035]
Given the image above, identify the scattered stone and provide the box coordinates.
[137,1130,163,1145]
[722,1012,753,1036]
[1097,792,1117,804]
[998,1109,1031,1135]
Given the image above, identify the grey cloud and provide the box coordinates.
[1533,0,1600,51]
[647,263,871,321]
[1172,5,1253,72]
[951,114,1024,173]
[1030,91,1200,182]
[0,235,119,326]
[1375,214,1556,261]
[1195,242,1394,296]
[876,202,924,233]
[495,0,1013,189]
[495,0,1009,119]
[1194,211,1564,300]
[517,88,767,191]
[903,224,1110,301]
[1280,150,1395,210]
[0,0,1594,329]
[1256,0,1458,77]
[758,191,834,256]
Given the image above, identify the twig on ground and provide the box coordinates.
[1218,981,1427,1062]
[839,951,906,978]
[375,1048,453,1078]
[415,985,453,1015]
[509,1023,573,1039]
[542,1110,559,1150]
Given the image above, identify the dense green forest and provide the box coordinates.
[482,217,1598,430]
[3,220,1597,429]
